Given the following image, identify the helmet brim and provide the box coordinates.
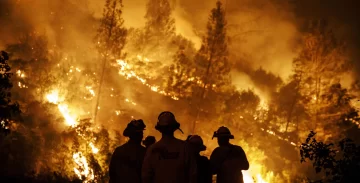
[199,145,206,151]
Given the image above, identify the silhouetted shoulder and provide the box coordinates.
[113,145,125,153]
[232,145,245,153]
[174,138,186,144]
[211,146,221,155]
[199,155,209,161]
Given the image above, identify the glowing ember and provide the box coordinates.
[86,86,95,97]
[16,70,25,78]
[125,98,137,106]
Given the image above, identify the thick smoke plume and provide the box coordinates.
[2,0,359,81]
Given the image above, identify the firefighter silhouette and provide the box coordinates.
[142,111,197,183]
[143,135,156,149]
[210,126,249,183]
[187,135,212,183]
[109,119,146,183]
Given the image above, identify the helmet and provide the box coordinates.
[142,136,156,147]
[123,119,146,137]
[155,111,183,134]
[212,126,234,139]
[187,135,206,151]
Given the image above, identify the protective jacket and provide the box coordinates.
[109,141,146,183]
[196,155,212,183]
[142,137,197,183]
[210,144,249,183]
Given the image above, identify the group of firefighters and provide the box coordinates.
[109,111,250,183]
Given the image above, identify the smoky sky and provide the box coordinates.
[1,0,359,83]
[291,0,360,80]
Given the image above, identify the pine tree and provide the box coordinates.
[142,0,175,60]
[191,1,230,132]
[166,45,195,98]
[144,0,175,42]
[195,1,230,93]
[94,0,127,123]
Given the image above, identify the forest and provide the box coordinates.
[0,0,360,182]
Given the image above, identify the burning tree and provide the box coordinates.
[294,20,347,120]
[192,0,231,132]
[94,0,127,123]
[6,32,57,98]
[166,44,195,98]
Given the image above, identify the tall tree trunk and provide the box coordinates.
[93,8,116,124]
[192,31,219,134]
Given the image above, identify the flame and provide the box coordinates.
[116,59,180,100]
[243,171,255,183]
[46,90,61,104]
[58,104,78,127]
[45,89,96,181]
[242,167,274,183]
[40,56,283,183]
[89,142,99,154]
[73,152,94,182]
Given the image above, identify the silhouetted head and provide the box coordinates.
[123,119,146,144]
[212,126,234,147]
[186,135,206,154]
[143,136,156,148]
[155,111,183,136]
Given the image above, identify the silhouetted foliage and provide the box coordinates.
[191,1,231,132]
[166,45,195,98]
[250,67,283,92]
[195,1,230,91]
[0,51,20,135]
[300,131,360,183]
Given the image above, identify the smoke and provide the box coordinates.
[291,0,360,82]
[1,0,359,100]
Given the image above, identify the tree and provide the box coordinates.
[192,1,230,133]
[140,0,176,61]
[293,19,348,130]
[0,51,20,135]
[195,1,230,91]
[271,76,308,134]
[144,0,175,45]
[6,32,57,98]
[300,131,360,183]
[166,45,195,98]
[222,89,260,133]
[94,0,127,123]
